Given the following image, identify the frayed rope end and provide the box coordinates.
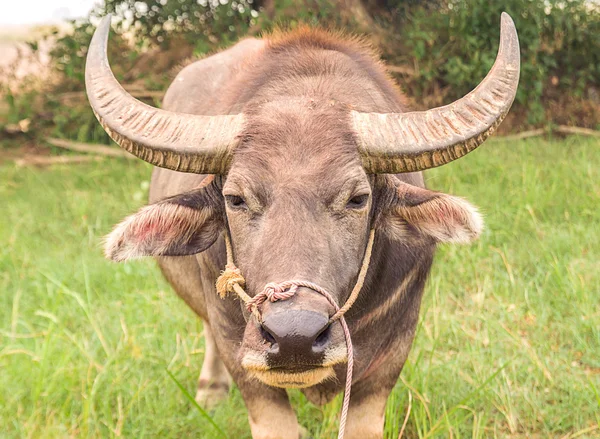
[216,264,245,299]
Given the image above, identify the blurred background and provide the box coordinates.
[1,0,599,153]
[1,1,599,438]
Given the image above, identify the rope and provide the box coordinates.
[216,229,376,439]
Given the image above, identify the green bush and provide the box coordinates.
[50,20,138,90]
[2,0,598,148]
[388,0,600,125]
[96,0,259,50]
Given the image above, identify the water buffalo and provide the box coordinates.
[86,13,519,439]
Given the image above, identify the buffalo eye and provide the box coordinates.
[346,193,369,209]
[225,195,248,210]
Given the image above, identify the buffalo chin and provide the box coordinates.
[249,367,336,389]
[241,345,348,388]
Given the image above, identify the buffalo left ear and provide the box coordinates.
[104,177,225,262]
[382,179,483,244]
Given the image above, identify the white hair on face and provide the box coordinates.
[241,344,347,389]
[241,351,270,371]
[323,343,348,366]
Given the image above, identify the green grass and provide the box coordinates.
[1,136,599,438]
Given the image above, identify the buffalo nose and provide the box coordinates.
[260,310,331,364]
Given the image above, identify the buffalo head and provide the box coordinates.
[90,14,519,388]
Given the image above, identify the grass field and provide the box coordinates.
[1,136,599,438]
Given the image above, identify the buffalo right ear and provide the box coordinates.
[379,178,483,244]
[104,176,225,262]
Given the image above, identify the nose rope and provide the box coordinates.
[216,228,376,439]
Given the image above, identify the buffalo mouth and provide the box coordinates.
[247,367,336,389]
[241,344,348,389]
[238,287,349,388]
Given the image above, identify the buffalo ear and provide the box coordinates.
[382,180,483,244]
[104,178,224,262]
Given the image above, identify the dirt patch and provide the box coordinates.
[0,140,51,164]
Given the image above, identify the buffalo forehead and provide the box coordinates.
[232,100,363,195]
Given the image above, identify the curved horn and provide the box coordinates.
[352,12,520,174]
[85,15,244,174]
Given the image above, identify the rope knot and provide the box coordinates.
[246,281,299,312]
[215,263,245,298]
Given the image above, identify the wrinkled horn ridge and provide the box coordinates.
[85,15,244,174]
[353,12,521,174]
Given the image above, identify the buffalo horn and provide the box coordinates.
[85,15,244,174]
[352,12,520,174]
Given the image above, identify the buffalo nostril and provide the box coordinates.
[312,323,332,351]
[260,324,278,347]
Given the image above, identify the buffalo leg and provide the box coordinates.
[344,393,388,439]
[237,380,300,439]
[343,366,403,439]
[195,323,231,409]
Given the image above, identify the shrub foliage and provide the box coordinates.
[1,0,598,147]
[388,0,600,125]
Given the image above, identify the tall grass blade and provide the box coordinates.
[166,369,228,439]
